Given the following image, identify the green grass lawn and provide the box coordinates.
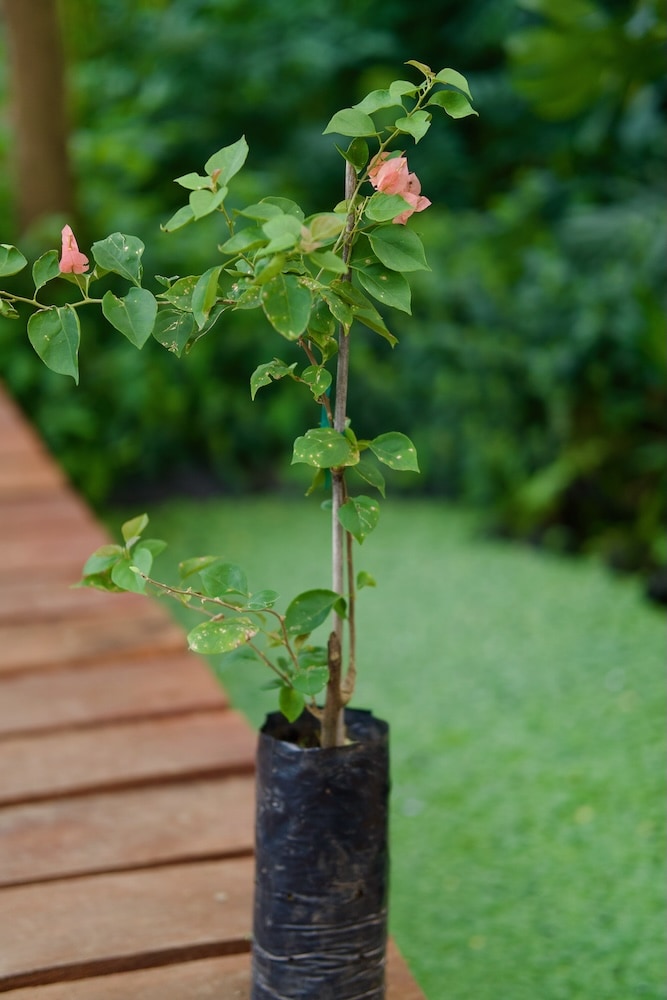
[105,496,665,1000]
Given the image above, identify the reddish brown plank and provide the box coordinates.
[0,489,105,536]
[0,709,256,805]
[0,776,255,886]
[0,523,115,575]
[0,651,226,736]
[0,857,253,991]
[0,941,423,999]
[0,580,166,625]
[0,452,66,495]
[0,607,188,676]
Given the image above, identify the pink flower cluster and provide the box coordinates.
[59,225,89,274]
[368,153,431,225]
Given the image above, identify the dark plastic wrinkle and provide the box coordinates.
[251,709,390,1000]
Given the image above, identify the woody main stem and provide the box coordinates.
[321,160,357,749]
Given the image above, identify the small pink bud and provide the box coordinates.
[59,225,89,274]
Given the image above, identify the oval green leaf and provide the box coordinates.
[338,495,381,544]
[27,306,80,382]
[261,274,312,340]
[292,428,358,469]
[285,588,342,636]
[323,108,376,137]
[91,233,146,286]
[187,618,257,655]
[102,287,157,348]
[32,250,60,292]
[367,226,430,272]
[369,432,420,472]
[0,244,27,276]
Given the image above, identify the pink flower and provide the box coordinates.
[59,225,89,274]
[368,153,431,225]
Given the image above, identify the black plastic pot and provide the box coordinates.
[251,708,390,1000]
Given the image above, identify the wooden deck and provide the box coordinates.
[0,383,425,998]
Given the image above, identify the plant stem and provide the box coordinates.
[321,160,356,748]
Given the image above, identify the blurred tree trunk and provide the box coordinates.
[2,0,74,232]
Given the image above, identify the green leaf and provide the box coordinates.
[102,287,157,348]
[91,233,146,286]
[367,226,430,272]
[300,365,332,399]
[204,136,249,183]
[309,250,348,275]
[161,205,195,232]
[338,495,380,544]
[262,214,303,244]
[261,274,312,340]
[292,428,359,469]
[191,266,223,329]
[393,110,432,143]
[0,244,27,276]
[320,287,354,329]
[152,308,196,356]
[334,283,397,345]
[342,137,369,173]
[435,67,474,100]
[356,263,412,314]
[159,275,199,309]
[174,172,211,190]
[353,88,404,114]
[369,432,420,472]
[261,197,304,221]
[279,686,305,723]
[121,513,149,546]
[27,306,80,382]
[187,618,257,656]
[110,546,153,593]
[389,79,419,98]
[307,213,346,244]
[81,544,124,576]
[139,538,168,558]
[189,186,227,219]
[356,570,377,589]
[0,299,19,320]
[429,90,478,119]
[365,192,411,223]
[236,202,283,221]
[178,556,220,580]
[250,359,297,399]
[245,590,279,611]
[32,250,60,292]
[292,665,329,696]
[199,561,248,598]
[285,589,342,636]
[323,108,377,137]
[351,456,386,497]
[219,226,266,255]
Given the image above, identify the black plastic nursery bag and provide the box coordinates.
[251,708,390,1000]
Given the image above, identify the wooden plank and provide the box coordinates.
[0,452,65,495]
[0,490,104,535]
[0,709,256,805]
[0,941,422,999]
[0,608,187,676]
[0,580,167,625]
[0,651,226,736]
[0,523,115,575]
[0,857,253,991]
[0,776,255,886]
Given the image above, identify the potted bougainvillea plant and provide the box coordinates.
[0,61,476,999]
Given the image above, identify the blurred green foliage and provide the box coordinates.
[0,0,664,583]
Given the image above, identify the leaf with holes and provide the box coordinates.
[338,495,380,544]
